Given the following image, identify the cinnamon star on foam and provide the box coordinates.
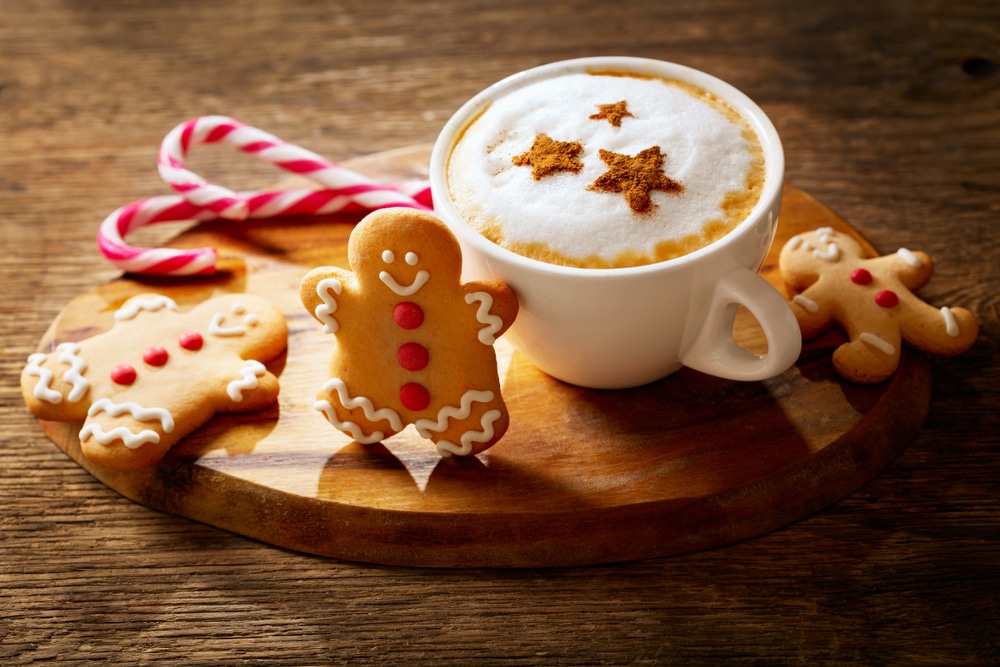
[512,134,584,180]
[588,146,683,213]
[589,100,634,127]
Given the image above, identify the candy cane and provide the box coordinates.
[98,116,433,276]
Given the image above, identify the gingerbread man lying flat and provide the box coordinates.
[21,293,287,469]
[779,227,978,383]
[300,208,519,457]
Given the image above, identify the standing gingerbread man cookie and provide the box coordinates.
[300,208,519,456]
[779,227,978,383]
[21,293,288,469]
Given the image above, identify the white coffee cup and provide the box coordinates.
[430,57,801,389]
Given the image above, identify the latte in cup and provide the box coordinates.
[446,70,765,269]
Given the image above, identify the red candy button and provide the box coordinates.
[110,364,137,385]
[398,342,429,371]
[143,346,169,366]
[850,268,872,285]
[399,382,430,411]
[178,330,204,351]
[875,290,899,308]
[393,302,424,330]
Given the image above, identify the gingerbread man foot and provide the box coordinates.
[301,208,518,456]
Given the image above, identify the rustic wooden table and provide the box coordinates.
[2,1,997,663]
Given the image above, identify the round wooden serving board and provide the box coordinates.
[32,146,931,568]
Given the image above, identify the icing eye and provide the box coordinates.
[382,250,395,264]
[231,303,245,314]
[405,252,419,266]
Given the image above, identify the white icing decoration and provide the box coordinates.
[859,332,896,355]
[379,269,430,296]
[434,409,502,457]
[382,250,395,263]
[897,247,922,268]
[465,292,504,345]
[813,242,840,262]
[227,360,266,402]
[793,294,819,313]
[788,235,802,250]
[244,314,258,326]
[941,307,959,337]
[405,252,418,266]
[209,312,247,336]
[315,278,343,334]
[56,342,89,402]
[231,303,245,314]
[25,353,63,404]
[414,389,494,440]
[315,377,404,444]
[80,398,175,449]
[114,295,178,321]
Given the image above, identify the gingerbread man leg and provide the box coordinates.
[832,329,903,384]
[314,377,404,444]
[414,389,509,457]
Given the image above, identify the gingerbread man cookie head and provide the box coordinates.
[349,208,463,299]
[779,227,978,383]
[300,208,519,457]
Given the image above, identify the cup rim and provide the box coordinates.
[429,56,785,280]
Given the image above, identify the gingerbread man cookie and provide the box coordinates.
[300,208,519,457]
[779,227,978,383]
[21,293,287,469]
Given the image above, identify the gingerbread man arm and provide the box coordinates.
[786,282,840,340]
[300,266,357,335]
[876,249,934,292]
[461,280,519,343]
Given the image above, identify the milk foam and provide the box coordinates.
[447,72,764,267]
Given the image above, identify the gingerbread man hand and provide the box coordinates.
[779,227,978,383]
[21,293,287,469]
[300,208,519,457]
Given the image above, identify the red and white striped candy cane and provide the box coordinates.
[98,116,433,276]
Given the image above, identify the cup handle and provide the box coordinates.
[680,266,802,381]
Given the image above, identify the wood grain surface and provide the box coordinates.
[2,0,998,664]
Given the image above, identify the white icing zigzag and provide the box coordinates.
[80,398,175,450]
[465,292,503,345]
[414,390,496,456]
[25,353,63,404]
[315,277,342,334]
[56,342,89,402]
[227,360,267,402]
[114,295,178,321]
[315,377,404,444]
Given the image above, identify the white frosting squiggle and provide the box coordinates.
[114,295,178,321]
[434,409,502,457]
[315,278,342,334]
[25,353,63,404]
[793,294,819,313]
[315,377,404,444]
[80,398,175,449]
[897,248,922,268]
[414,389,494,439]
[227,360,266,402]
[465,292,503,345]
[859,332,896,355]
[941,307,959,337]
[56,342,89,402]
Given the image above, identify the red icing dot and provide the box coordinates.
[111,364,137,385]
[399,382,430,411]
[875,290,899,308]
[393,302,424,330]
[397,342,429,371]
[143,346,169,366]
[178,330,204,351]
[850,268,872,285]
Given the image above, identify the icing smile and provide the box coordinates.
[379,249,429,296]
